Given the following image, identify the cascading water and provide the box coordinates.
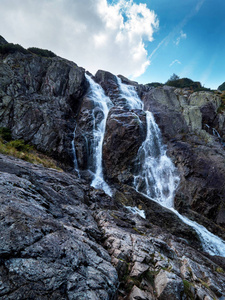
[116,77,143,109]
[117,78,225,257]
[71,125,80,177]
[134,111,179,208]
[85,74,113,196]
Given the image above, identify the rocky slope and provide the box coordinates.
[1,36,225,299]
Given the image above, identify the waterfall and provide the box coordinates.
[71,125,80,177]
[116,77,143,109]
[134,111,179,208]
[117,78,225,257]
[85,74,113,196]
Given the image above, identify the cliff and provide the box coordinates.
[0,37,225,299]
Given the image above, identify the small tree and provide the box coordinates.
[169,73,180,81]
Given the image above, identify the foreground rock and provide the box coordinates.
[95,209,225,300]
[0,153,225,299]
[0,154,118,299]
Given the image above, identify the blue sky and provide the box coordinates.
[129,0,225,88]
[0,0,224,89]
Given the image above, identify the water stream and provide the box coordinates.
[85,74,113,196]
[71,125,80,177]
[117,78,225,257]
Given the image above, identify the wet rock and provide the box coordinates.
[103,107,147,184]
[94,69,120,105]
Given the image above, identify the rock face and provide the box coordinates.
[1,37,225,299]
[0,50,87,166]
[0,154,118,299]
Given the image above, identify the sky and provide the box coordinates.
[0,0,224,89]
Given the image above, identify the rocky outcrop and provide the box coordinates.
[0,50,87,166]
[0,35,8,46]
[103,107,146,184]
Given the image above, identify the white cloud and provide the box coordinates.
[175,31,187,46]
[169,60,181,67]
[0,0,158,78]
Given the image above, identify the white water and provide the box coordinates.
[117,78,225,257]
[134,111,180,208]
[126,206,146,219]
[85,74,113,196]
[117,77,143,109]
[71,125,80,177]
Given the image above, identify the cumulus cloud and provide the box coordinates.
[169,59,181,67]
[0,0,158,78]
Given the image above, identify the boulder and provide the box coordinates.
[154,270,184,300]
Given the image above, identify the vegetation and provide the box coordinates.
[216,267,225,273]
[183,280,195,300]
[0,127,61,170]
[0,127,12,141]
[166,73,211,92]
[146,82,163,88]
[218,82,225,91]
[27,47,56,58]
[217,92,225,113]
[0,43,29,55]
[0,42,56,59]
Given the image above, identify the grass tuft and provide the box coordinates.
[0,127,62,170]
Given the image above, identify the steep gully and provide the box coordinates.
[73,74,225,257]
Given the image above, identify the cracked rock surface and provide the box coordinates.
[0,154,118,299]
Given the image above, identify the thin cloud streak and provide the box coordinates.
[169,60,181,67]
[148,0,205,61]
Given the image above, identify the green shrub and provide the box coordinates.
[217,92,225,113]
[27,47,56,58]
[0,43,29,55]
[7,140,33,152]
[0,138,61,170]
[146,82,163,88]
[0,127,12,141]
[166,77,203,90]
